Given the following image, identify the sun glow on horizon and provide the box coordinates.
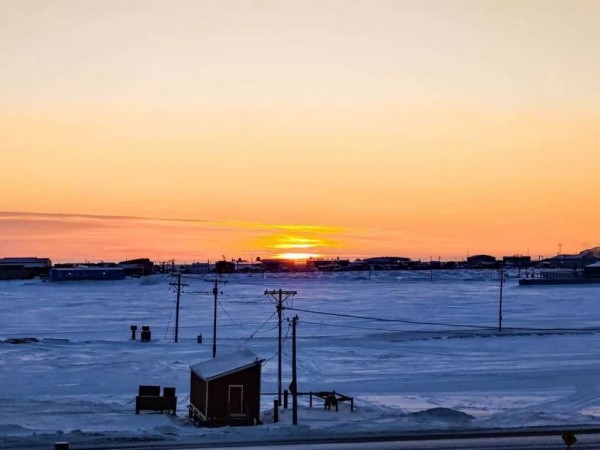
[274,252,320,260]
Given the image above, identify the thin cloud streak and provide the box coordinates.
[0,210,361,262]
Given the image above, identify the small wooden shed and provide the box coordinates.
[188,349,264,426]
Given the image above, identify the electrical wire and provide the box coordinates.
[285,306,600,334]
[244,310,278,344]
[283,306,497,329]
[217,298,252,332]
[262,321,291,365]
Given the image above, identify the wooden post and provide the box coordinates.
[310,392,313,408]
[291,315,298,425]
[264,288,297,405]
[175,274,181,342]
[284,389,288,409]
[273,400,279,423]
[498,263,504,332]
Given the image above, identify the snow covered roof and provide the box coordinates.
[190,349,263,381]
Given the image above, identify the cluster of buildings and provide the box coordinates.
[1,247,598,281]
[204,250,599,274]
[0,257,154,281]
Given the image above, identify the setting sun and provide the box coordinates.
[274,252,320,260]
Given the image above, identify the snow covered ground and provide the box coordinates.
[1,271,600,447]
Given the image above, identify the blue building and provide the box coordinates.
[49,267,125,282]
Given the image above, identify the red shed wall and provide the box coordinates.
[206,363,262,422]
[190,371,208,417]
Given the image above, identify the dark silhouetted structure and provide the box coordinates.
[49,267,125,281]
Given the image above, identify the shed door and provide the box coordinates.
[228,385,244,416]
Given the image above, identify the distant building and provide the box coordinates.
[344,260,370,271]
[583,262,600,278]
[215,260,235,274]
[188,349,264,426]
[49,267,125,282]
[502,255,532,267]
[118,258,154,276]
[260,259,298,272]
[0,257,52,268]
[234,260,263,273]
[306,258,350,271]
[0,257,52,280]
[186,262,211,274]
[466,255,497,267]
[363,256,411,270]
[542,254,583,269]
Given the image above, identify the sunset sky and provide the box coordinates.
[1,0,599,262]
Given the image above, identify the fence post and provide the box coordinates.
[273,400,279,423]
[284,389,288,409]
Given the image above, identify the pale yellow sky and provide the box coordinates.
[1,0,599,261]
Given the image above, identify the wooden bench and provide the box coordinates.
[135,385,177,415]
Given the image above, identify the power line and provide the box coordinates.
[217,298,253,332]
[283,306,496,329]
[244,310,278,344]
[262,321,291,365]
[285,307,600,333]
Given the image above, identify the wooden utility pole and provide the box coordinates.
[169,273,188,343]
[206,278,227,358]
[498,263,504,332]
[264,289,297,406]
[429,255,433,282]
[291,314,299,425]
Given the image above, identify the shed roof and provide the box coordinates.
[190,349,263,381]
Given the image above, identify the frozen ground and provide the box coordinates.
[1,271,600,447]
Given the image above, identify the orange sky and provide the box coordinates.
[1,1,599,262]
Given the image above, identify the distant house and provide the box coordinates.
[0,257,52,268]
[363,256,411,270]
[215,260,236,274]
[186,262,211,274]
[542,254,582,269]
[49,267,125,282]
[118,258,154,276]
[188,349,264,426]
[0,257,52,280]
[345,260,370,271]
[584,262,600,278]
[306,258,350,271]
[260,259,298,272]
[502,255,532,267]
[466,255,497,267]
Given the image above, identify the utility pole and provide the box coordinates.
[429,255,433,282]
[169,273,188,343]
[264,289,297,406]
[206,278,227,358]
[291,314,299,425]
[498,263,504,332]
